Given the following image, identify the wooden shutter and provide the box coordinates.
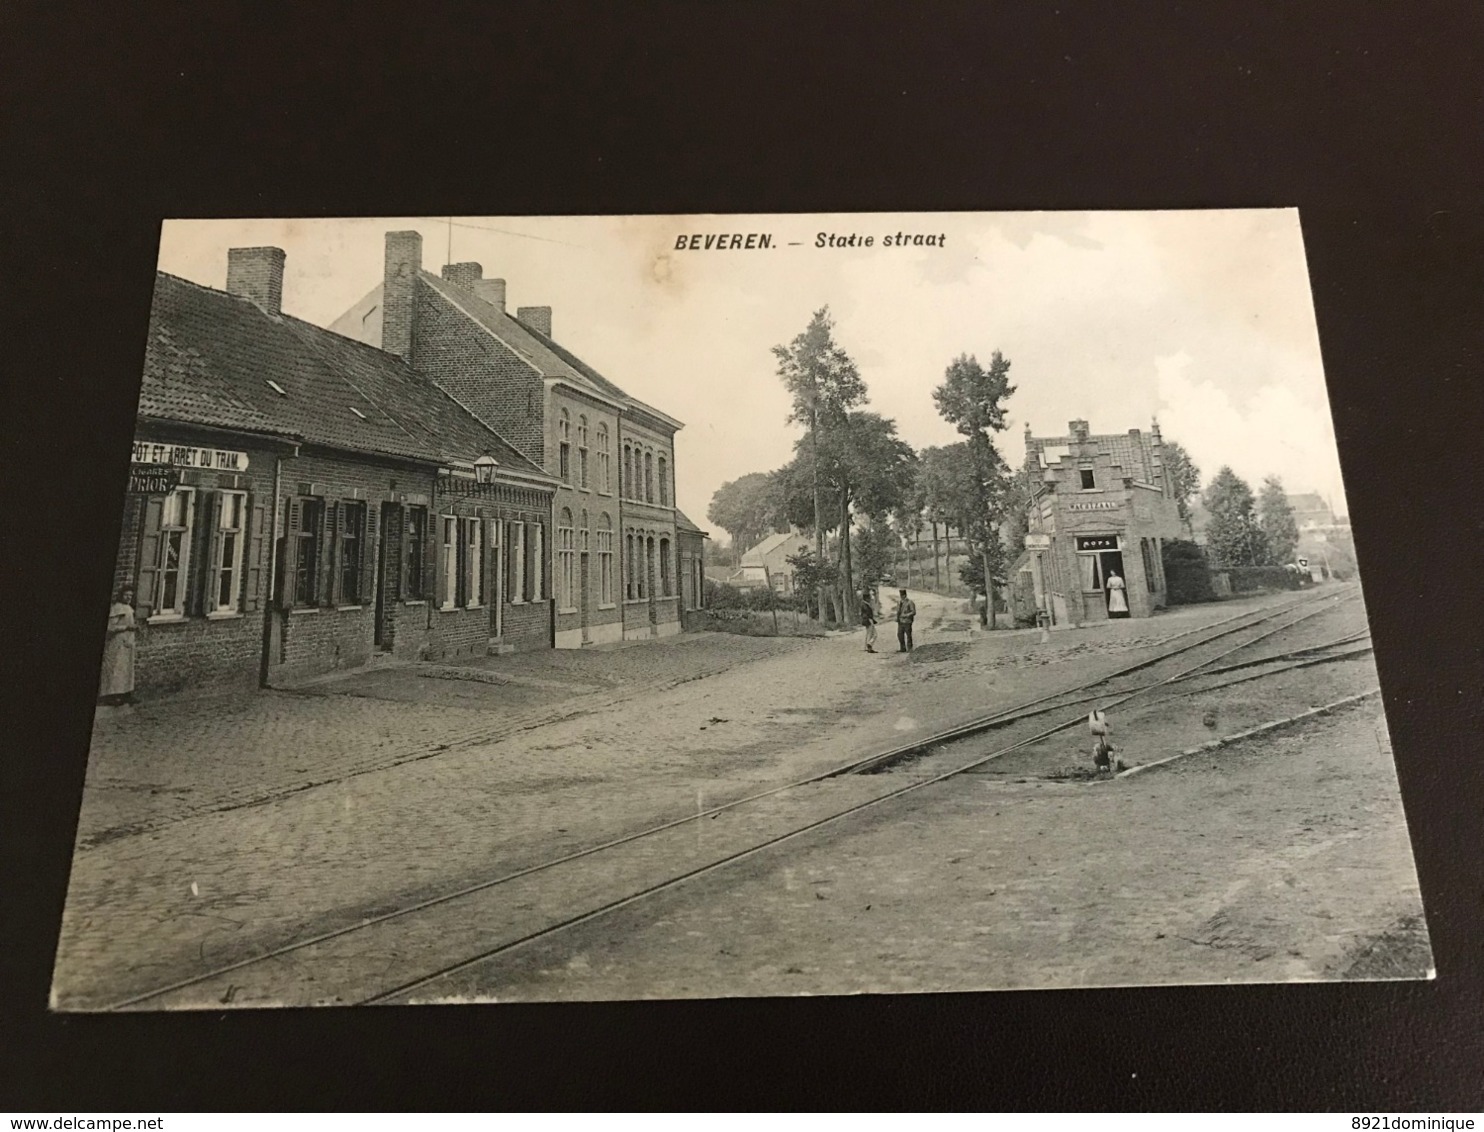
[393,504,408,600]
[135,494,166,619]
[244,494,265,612]
[360,504,377,605]
[279,497,302,610]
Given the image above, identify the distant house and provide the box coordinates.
[674,510,709,628]
[735,531,814,593]
[1286,492,1341,532]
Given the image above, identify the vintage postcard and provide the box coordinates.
[53,210,1431,1010]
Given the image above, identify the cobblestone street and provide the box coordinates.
[52,585,1428,1009]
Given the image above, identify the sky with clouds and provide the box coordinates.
[157,209,1347,540]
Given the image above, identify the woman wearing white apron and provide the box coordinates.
[1105,571,1129,619]
[99,585,137,706]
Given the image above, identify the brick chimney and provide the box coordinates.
[442,261,482,289]
[226,247,286,314]
[472,277,507,311]
[517,305,552,337]
[383,230,422,362]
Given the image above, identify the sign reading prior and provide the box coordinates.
[131,441,250,472]
[1068,500,1120,511]
[1075,535,1119,552]
[1023,534,1052,550]
[128,467,182,495]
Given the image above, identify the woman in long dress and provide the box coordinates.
[99,585,137,705]
[1105,571,1129,618]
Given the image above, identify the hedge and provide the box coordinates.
[1161,539,1217,605]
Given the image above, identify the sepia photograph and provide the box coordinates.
[51,208,1433,1011]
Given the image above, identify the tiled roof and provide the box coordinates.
[674,509,707,535]
[143,273,548,478]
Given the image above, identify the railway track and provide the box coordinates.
[105,585,1366,1011]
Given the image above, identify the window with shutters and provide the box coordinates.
[658,457,668,506]
[153,487,196,619]
[660,537,672,596]
[338,501,366,605]
[210,490,248,614]
[404,506,428,601]
[464,517,483,607]
[598,514,614,606]
[291,497,323,608]
[441,515,458,609]
[597,424,611,494]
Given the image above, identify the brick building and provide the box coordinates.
[115,250,557,699]
[1015,419,1183,626]
[330,230,700,647]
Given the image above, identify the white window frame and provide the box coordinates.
[210,489,248,615]
[530,522,544,602]
[508,520,526,604]
[598,517,614,607]
[597,425,611,494]
[441,514,458,610]
[577,416,590,490]
[464,517,484,608]
[153,486,197,621]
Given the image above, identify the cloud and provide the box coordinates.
[1155,353,1346,505]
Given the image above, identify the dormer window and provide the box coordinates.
[1080,468,1096,489]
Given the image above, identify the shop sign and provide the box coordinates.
[1068,500,1119,511]
[1076,535,1119,551]
[131,441,250,472]
[127,466,182,494]
[1024,534,1052,550]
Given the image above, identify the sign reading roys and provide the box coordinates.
[132,442,250,471]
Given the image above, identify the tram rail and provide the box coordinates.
[104,584,1362,1011]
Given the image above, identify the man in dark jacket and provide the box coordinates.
[860,591,877,653]
[894,588,916,653]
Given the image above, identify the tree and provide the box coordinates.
[784,548,837,621]
[932,351,1017,626]
[707,472,782,556]
[1257,475,1300,565]
[1203,466,1268,567]
[1162,440,1202,537]
[773,307,868,621]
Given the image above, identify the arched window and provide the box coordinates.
[660,537,672,596]
[644,451,654,503]
[596,423,611,494]
[598,513,614,605]
[622,444,631,499]
[624,532,635,600]
[577,415,589,489]
[646,535,656,599]
[657,456,668,506]
[558,507,575,609]
[558,409,572,484]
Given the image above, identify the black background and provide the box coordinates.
[4,1,1482,1112]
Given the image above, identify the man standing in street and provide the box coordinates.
[894,588,916,653]
[861,590,878,653]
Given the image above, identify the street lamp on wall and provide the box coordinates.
[474,454,499,484]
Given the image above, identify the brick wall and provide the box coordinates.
[411,281,546,462]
